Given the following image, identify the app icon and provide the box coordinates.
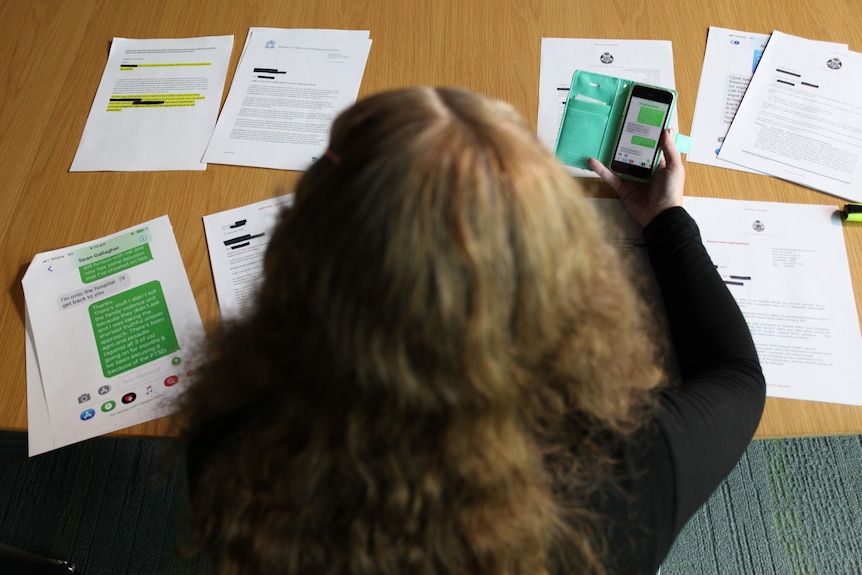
[101,400,117,413]
[98,385,111,395]
[164,375,179,387]
[171,357,182,366]
[78,393,91,404]
[80,409,96,421]
[122,392,137,404]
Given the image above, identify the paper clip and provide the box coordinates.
[841,203,862,222]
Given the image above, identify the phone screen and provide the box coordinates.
[610,87,673,180]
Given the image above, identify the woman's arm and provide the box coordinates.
[645,207,765,533]
[590,131,766,561]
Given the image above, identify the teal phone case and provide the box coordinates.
[553,70,689,175]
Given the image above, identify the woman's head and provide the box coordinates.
[182,87,663,575]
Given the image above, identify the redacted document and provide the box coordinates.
[70,36,234,171]
[203,28,371,171]
[718,31,862,202]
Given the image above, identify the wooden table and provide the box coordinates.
[2,0,862,439]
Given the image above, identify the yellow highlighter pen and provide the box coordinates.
[842,203,862,222]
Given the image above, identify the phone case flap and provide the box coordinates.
[554,71,630,169]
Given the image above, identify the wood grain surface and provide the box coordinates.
[2,0,862,438]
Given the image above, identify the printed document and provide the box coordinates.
[203,194,294,319]
[687,27,770,171]
[537,38,678,177]
[686,197,862,405]
[718,31,862,202]
[23,216,205,455]
[203,28,372,171]
[70,36,234,171]
[591,197,862,406]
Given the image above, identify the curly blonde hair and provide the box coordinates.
[180,86,664,575]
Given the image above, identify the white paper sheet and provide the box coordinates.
[685,197,862,405]
[537,38,678,177]
[203,28,371,171]
[203,194,294,319]
[687,27,770,171]
[718,31,862,202]
[23,216,205,455]
[70,36,234,171]
[591,197,862,406]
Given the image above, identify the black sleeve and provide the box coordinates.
[644,206,766,540]
[584,207,765,575]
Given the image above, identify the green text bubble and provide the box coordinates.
[630,135,658,148]
[80,244,152,284]
[636,106,665,127]
[89,281,179,378]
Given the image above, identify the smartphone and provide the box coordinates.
[609,84,676,182]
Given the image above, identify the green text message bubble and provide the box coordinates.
[636,106,665,127]
[80,243,153,284]
[630,135,658,148]
[89,280,179,378]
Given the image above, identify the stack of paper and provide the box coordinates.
[23,216,205,455]
[686,28,771,173]
[690,28,862,203]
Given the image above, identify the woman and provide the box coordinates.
[180,87,765,575]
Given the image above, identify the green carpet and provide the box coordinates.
[662,436,862,574]
[1,432,860,574]
[0,431,207,575]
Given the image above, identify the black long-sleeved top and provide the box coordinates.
[596,206,766,574]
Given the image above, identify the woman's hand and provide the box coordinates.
[588,128,685,229]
